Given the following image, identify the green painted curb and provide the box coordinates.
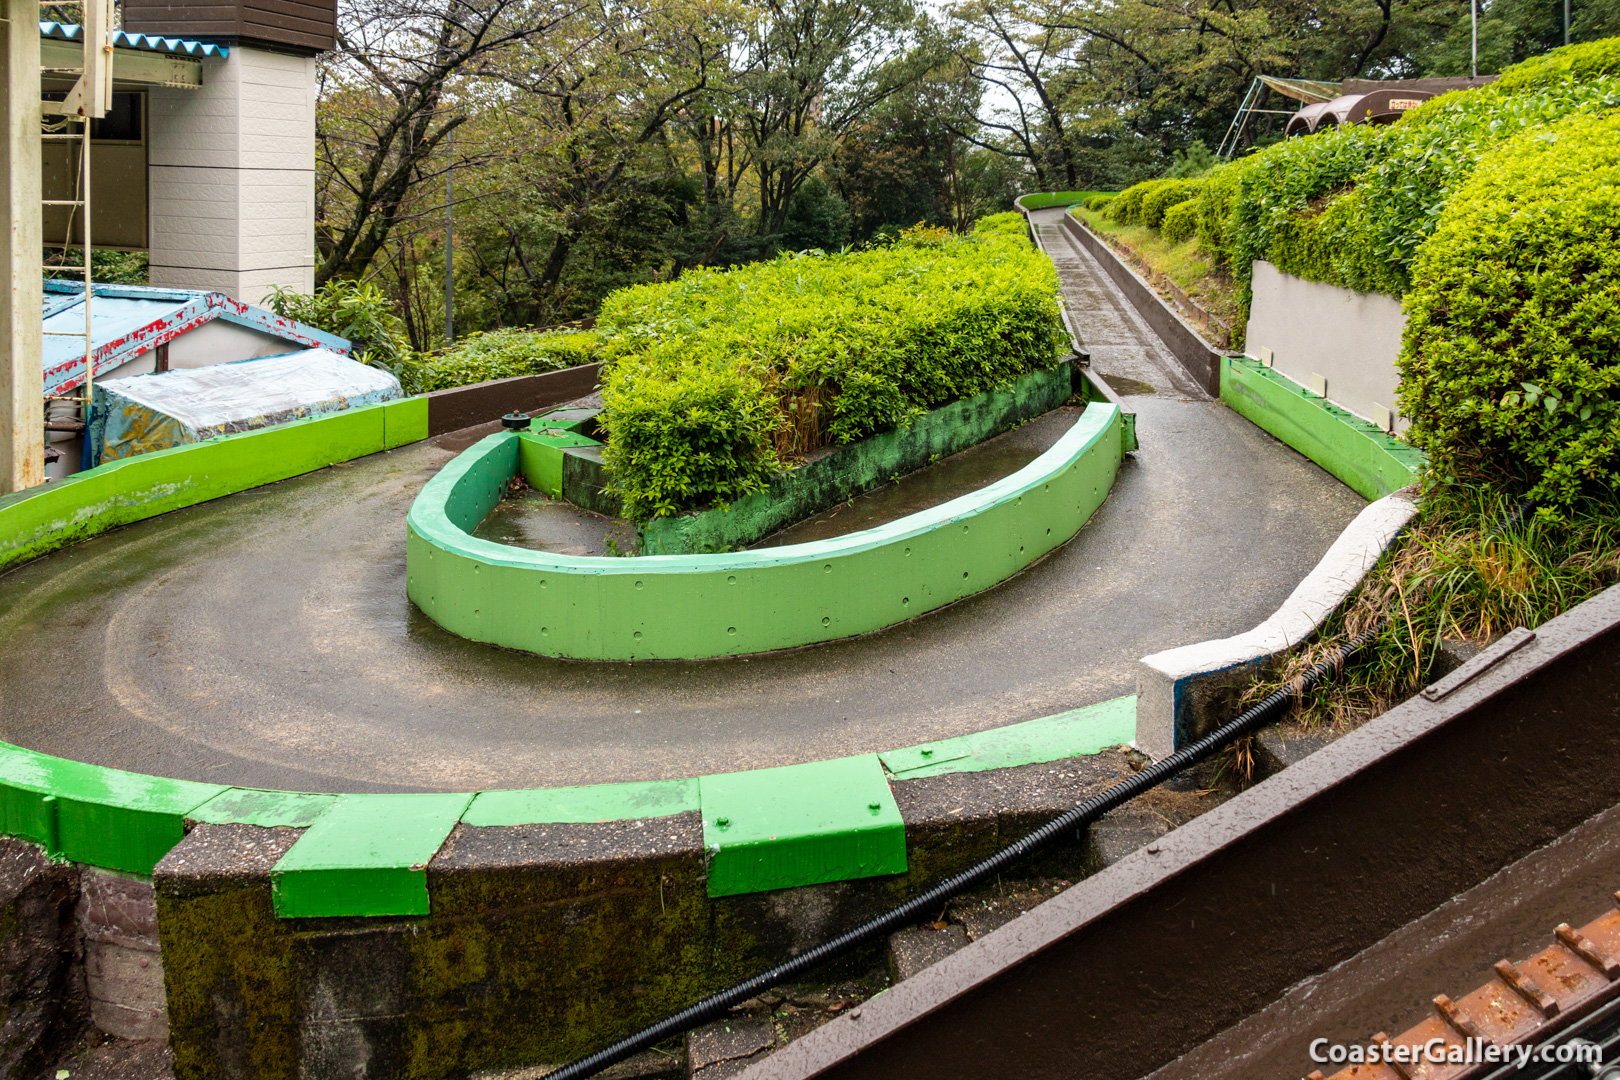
[0,394,430,574]
[1015,191,1112,210]
[406,404,1124,661]
[1221,356,1424,500]
[271,793,474,918]
[0,742,224,874]
[0,692,1135,912]
[519,427,602,499]
[879,695,1136,779]
[699,755,906,897]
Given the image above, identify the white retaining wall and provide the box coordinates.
[1244,261,1407,433]
[147,47,316,304]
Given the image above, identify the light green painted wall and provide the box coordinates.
[0,395,430,573]
[1221,356,1423,500]
[407,404,1124,661]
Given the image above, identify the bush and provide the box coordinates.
[1140,178,1204,229]
[1196,159,1255,266]
[1215,39,1620,305]
[1160,199,1200,244]
[418,328,600,392]
[1108,179,1171,224]
[266,280,421,390]
[1492,35,1620,92]
[595,212,1066,518]
[1399,109,1620,514]
[1086,193,1116,211]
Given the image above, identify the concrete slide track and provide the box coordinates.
[0,213,1363,793]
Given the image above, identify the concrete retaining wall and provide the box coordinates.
[1244,260,1408,433]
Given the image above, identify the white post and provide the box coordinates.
[0,0,43,493]
[1471,0,1479,78]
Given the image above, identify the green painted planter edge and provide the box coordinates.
[1221,356,1424,500]
[406,404,1123,660]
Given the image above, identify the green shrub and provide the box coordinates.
[418,328,599,392]
[266,280,422,391]
[1493,35,1620,92]
[595,212,1066,518]
[1108,179,1170,225]
[1399,109,1620,514]
[1219,39,1620,305]
[1086,193,1117,211]
[1196,159,1255,266]
[1140,179,1204,229]
[1160,199,1200,244]
[1228,124,1386,306]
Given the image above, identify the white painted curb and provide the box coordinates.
[1134,490,1419,760]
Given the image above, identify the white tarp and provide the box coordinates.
[91,348,403,463]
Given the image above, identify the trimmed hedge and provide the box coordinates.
[1107,179,1171,225]
[1139,179,1204,229]
[1400,109,1620,513]
[1086,193,1117,211]
[418,328,598,392]
[595,215,1067,518]
[1160,199,1200,244]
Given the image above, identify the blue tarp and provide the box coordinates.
[89,349,402,465]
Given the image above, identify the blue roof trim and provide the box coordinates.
[40,21,229,59]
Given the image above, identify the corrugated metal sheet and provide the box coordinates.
[42,280,351,397]
[90,349,402,463]
[38,21,229,58]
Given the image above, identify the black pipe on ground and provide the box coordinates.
[544,626,1381,1080]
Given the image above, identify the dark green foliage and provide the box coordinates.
[266,280,423,390]
[1400,109,1620,513]
[595,213,1066,518]
[47,247,147,286]
[779,176,854,252]
[1214,39,1620,307]
[1159,199,1200,243]
[1139,178,1205,229]
[418,329,600,392]
[1166,140,1218,179]
[1227,124,1384,301]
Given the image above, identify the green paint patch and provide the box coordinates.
[463,779,699,826]
[881,695,1137,779]
[271,793,473,917]
[0,741,223,873]
[1221,356,1424,500]
[699,755,905,898]
[187,788,338,828]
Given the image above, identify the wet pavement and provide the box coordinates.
[0,211,1365,793]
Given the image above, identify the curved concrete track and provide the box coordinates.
[0,212,1364,793]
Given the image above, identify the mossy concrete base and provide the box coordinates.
[153,754,1127,1079]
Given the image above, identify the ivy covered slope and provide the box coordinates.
[1198,36,1620,305]
[592,215,1067,519]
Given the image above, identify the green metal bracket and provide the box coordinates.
[699,755,906,898]
[270,793,473,918]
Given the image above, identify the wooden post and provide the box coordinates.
[0,0,42,493]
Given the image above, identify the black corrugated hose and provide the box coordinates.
[544,625,1381,1079]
